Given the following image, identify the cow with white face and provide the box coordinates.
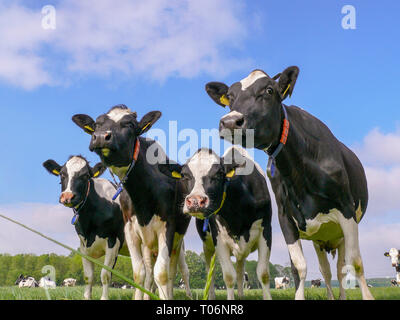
[274,276,290,289]
[39,277,56,289]
[72,105,191,300]
[159,146,272,300]
[384,248,400,285]
[43,155,128,300]
[206,67,374,300]
[62,278,77,287]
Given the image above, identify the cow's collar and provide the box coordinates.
[263,104,290,179]
[110,138,140,200]
[202,174,233,232]
[71,180,91,225]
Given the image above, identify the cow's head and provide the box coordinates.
[158,148,244,219]
[72,105,161,169]
[15,274,25,285]
[384,248,400,267]
[43,156,106,207]
[205,66,299,150]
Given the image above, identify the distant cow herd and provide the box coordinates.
[16,65,396,300]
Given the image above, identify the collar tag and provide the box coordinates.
[112,185,123,201]
[71,213,79,225]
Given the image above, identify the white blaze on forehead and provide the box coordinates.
[240,70,268,91]
[187,149,220,198]
[107,108,133,123]
[64,156,87,193]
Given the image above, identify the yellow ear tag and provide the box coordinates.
[141,122,151,132]
[171,171,182,179]
[84,125,94,132]
[52,169,60,175]
[282,84,291,98]
[226,169,235,178]
[93,171,100,178]
[219,94,230,106]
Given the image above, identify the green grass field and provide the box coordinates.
[1,286,400,300]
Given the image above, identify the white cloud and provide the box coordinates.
[353,127,400,167]
[351,127,400,217]
[0,0,250,89]
[0,203,78,255]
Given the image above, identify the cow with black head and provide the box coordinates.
[384,248,400,286]
[205,67,374,300]
[159,146,272,300]
[43,155,128,300]
[72,105,191,300]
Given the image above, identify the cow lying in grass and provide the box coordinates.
[159,146,272,300]
[72,105,191,300]
[15,275,38,288]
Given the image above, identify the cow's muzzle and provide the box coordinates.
[59,192,75,207]
[89,130,113,151]
[219,112,245,131]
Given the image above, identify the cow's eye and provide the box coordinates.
[266,87,273,95]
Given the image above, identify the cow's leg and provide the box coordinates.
[216,241,236,300]
[178,241,192,298]
[338,215,374,300]
[203,240,216,300]
[124,222,145,300]
[313,242,334,300]
[100,241,120,300]
[142,246,154,300]
[154,231,170,300]
[257,236,272,300]
[278,210,306,300]
[287,240,307,300]
[82,253,94,300]
[167,233,183,300]
[236,259,245,299]
[336,238,346,300]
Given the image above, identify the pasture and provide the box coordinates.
[1,286,400,300]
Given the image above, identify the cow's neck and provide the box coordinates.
[122,137,169,222]
[272,108,306,180]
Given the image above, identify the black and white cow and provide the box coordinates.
[205,67,374,300]
[43,155,127,300]
[274,276,290,289]
[62,278,77,287]
[15,275,38,288]
[311,279,322,288]
[384,248,400,285]
[72,105,191,300]
[159,146,272,300]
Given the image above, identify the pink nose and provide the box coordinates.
[186,195,208,209]
[60,192,75,204]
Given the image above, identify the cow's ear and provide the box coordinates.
[72,114,96,135]
[43,160,62,176]
[137,111,162,135]
[222,148,247,177]
[276,66,299,100]
[158,161,183,179]
[91,162,106,178]
[205,82,230,107]
[384,252,390,257]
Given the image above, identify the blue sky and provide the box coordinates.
[0,0,399,279]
